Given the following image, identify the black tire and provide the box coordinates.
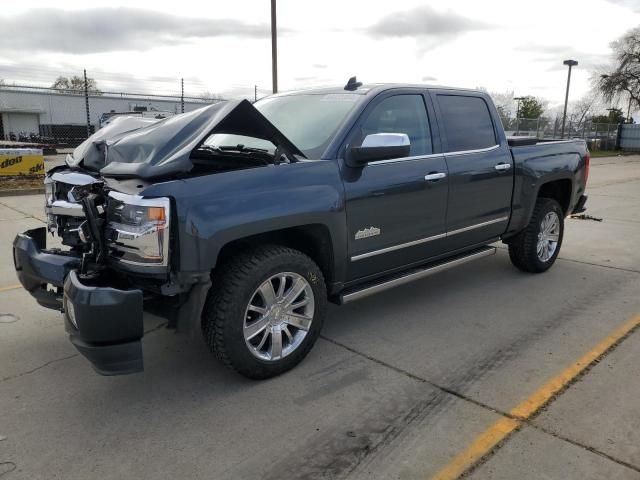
[202,245,327,379]
[508,197,564,273]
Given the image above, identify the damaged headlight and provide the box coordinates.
[44,177,57,233]
[106,191,171,266]
[44,176,56,205]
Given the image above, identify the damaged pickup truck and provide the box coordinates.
[13,80,589,378]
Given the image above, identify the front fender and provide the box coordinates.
[142,160,347,283]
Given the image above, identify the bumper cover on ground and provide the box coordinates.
[63,270,144,375]
[13,227,145,375]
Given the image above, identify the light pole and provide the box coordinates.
[271,0,278,94]
[561,59,578,139]
[514,96,525,135]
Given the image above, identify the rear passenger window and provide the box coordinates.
[438,95,497,152]
[360,95,433,156]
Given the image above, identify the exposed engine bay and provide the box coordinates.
[67,99,304,179]
[44,169,171,284]
[45,99,306,280]
[33,97,311,330]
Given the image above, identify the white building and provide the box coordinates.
[0,86,216,143]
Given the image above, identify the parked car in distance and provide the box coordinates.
[13,78,589,378]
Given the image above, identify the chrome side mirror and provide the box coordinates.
[348,133,411,166]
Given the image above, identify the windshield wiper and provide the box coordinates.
[222,144,270,154]
[195,144,273,165]
[196,144,296,165]
[198,144,272,155]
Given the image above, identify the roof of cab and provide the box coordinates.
[269,83,485,97]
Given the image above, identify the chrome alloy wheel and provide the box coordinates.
[243,272,315,361]
[537,211,560,262]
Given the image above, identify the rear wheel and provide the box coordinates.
[508,197,564,273]
[202,245,326,379]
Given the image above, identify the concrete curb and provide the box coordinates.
[0,188,45,197]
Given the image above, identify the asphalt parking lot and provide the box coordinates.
[1,155,640,480]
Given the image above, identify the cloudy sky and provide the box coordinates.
[1,0,638,109]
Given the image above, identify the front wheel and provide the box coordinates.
[202,245,326,379]
[508,198,564,273]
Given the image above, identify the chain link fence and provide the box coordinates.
[0,84,220,150]
[0,82,628,153]
[503,116,622,151]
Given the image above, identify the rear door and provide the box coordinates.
[431,91,513,250]
[342,91,449,281]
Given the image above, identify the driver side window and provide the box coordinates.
[361,95,433,156]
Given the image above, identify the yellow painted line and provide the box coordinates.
[0,284,22,293]
[431,417,520,480]
[431,313,640,480]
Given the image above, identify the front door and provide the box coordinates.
[342,92,449,281]
[432,92,513,250]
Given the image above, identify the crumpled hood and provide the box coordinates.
[69,99,305,179]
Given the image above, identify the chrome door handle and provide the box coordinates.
[494,163,512,171]
[425,172,447,181]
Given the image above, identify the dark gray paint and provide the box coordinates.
[134,85,588,289]
[506,140,587,236]
[136,86,586,290]
[141,159,348,282]
[429,90,514,249]
[12,83,590,375]
[338,89,449,280]
[19,84,589,305]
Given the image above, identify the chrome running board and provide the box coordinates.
[339,246,496,304]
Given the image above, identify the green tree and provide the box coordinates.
[518,96,545,119]
[51,75,101,94]
[591,108,625,124]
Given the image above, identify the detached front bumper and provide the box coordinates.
[13,227,80,310]
[13,227,145,375]
[63,271,144,375]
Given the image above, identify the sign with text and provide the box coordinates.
[0,149,45,176]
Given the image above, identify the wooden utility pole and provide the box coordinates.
[271,0,278,94]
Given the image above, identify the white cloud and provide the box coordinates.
[0,7,274,54]
[0,0,638,105]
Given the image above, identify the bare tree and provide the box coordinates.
[595,27,640,119]
[490,91,516,116]
[546,92,605,133]
[489,90,516,129]
[569,96,596,131]
[199,91,224,102]
[51,76,101,94]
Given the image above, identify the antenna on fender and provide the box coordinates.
[344,76,362,91]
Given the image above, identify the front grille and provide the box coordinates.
[44,170,106,252]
